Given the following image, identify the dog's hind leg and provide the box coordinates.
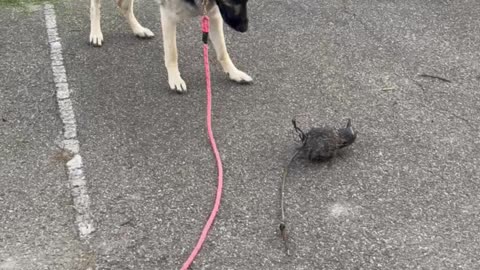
[116,0,154,38]
[160,7,186,92]
[209,6,253,84]
[90,0,103,46]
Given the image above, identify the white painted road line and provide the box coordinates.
[43,4,94,238]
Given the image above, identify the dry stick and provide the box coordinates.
[419,74,452,83]
[279,150,300,256]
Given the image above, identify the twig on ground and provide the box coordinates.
[419,74,452,83]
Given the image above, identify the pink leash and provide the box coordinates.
[180,15,223,270]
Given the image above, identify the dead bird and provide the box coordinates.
[279,118,357,255]
[293,118,357,161]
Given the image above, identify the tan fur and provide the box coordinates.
[89,0,252,92]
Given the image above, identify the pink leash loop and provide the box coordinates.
[181,15,224,270]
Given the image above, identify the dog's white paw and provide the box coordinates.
[134,27,155,39]
[168,73,187,92]
[227,69,253,84]
[89,31,104,47]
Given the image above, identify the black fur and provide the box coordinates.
[182,0,249,32]
[184,0,196,6]
[215,0,249,32]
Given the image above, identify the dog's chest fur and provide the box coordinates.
[159,0,216,18]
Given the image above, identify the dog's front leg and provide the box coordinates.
[90,0,103,46]
[160,7,186,92]
[116,0,154,38]
[209,6,252,84]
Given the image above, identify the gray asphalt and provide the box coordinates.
[0,5,92,270]
[1,0,480,269]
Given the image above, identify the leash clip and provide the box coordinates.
[201,0,209,44]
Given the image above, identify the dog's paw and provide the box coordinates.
[168,74,187,93]
[89,31,104,47]
[227,69,253,84]
[134,27,155,39]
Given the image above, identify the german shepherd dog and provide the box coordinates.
[89,0,252,92]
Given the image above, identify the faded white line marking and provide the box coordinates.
[43,4,94,238]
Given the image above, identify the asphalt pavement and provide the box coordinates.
[1,0,479,269]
